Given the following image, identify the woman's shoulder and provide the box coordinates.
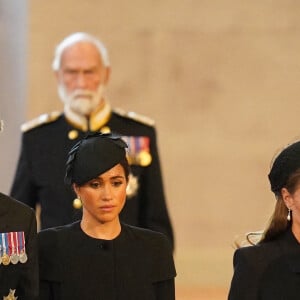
[38,221,79,242]
[121,224,176,280]
[121,224,174,261]
[234,239,282,264]
[122,224,171,247]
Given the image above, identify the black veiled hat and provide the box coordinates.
[268,140,300,195]
[65,132,127,185]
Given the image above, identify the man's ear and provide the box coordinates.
[104,67,111,85]
[54,70,60,83]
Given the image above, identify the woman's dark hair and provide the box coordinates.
[260,169,300,243]
[118,157,130,182]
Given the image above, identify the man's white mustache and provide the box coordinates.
[72,90,95,99]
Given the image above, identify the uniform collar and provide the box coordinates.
[64,99,112,132]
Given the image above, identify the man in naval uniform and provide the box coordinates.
[0,120,38,300]
[10,32,174,248]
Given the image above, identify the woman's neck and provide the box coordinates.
[80,218,121,240]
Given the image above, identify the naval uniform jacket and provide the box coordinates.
[38,221,176,300]
[228,228,300,299]
[0,192,38,299]
[10,105,174,248]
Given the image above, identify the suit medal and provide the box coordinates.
[9,232,19,264]
[137,150,152,167]
[18,232,27,264]
[122,136,152,167]
[126,174,139,198]
[3,289,18,300]
[2,252,10,266]
[10,253,18,265]
[19,251,28,264]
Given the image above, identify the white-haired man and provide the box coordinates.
[10,32,174,249]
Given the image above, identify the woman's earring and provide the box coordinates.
[73,196,82,209]
[287,208,291,221]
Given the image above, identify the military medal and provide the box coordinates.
[126,174,139,198]
[3,289,18,300]
[19,251,28,264]
[9,232,19,265]
[18,232,27,264]
[137,150,152,166]
[2,252,10,265]
[136,136,152,166]
[10,253,18,264]
[1,233,10,265]
[122,136,152,167]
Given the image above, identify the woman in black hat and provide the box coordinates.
[38,133,176,300]
[228,140,300,300]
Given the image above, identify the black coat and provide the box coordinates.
[0,192,38,299]
[38,222,176,300]
[11,111,174,248]
[228,229,300,299]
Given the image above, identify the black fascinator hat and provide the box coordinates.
[268,140,300,195]
[65,132,127,185]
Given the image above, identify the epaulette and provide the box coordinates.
[113,107,155,127]
[21,111,61,132]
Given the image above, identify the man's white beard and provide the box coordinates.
[58,84,105,116]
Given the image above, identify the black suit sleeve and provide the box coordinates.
[154,279,175,300]
[151,231,176,299]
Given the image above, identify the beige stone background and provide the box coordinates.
[3,0,300,299]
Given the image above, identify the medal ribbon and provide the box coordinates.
[2,233,8,255]
[122,136,150,154]
[122,136,151,166]
[18,231,26,254]
[8,232,13,256]
[13,232,18,255]
[141,136,150,150]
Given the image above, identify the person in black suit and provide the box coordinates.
[38,133,176,299]
[228,140,300,299]
[0,121,38,300]
[10,32,174,249]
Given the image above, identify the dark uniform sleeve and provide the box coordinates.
[228,248,258,300]
[20,208,39,300]
[10,133,38,209]
[140,127,174,249]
